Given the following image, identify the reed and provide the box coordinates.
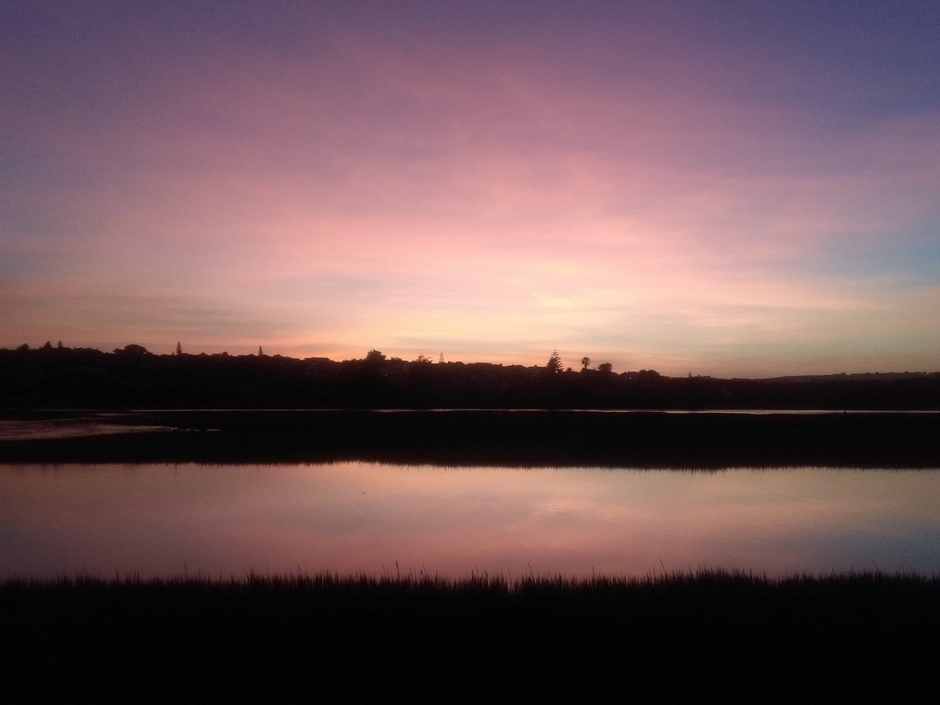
[2,568,937,699]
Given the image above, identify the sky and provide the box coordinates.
[2,1,939,376]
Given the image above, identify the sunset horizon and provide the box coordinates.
[4,4,940,696]
[9,338,940,380]
[4,2,939,378]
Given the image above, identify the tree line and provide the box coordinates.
[1,342,938,410]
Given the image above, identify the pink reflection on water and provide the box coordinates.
[0,420,169,441]
[1,464,939,579]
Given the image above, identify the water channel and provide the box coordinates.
[2,462,937,578]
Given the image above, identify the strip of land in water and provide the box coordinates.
[2,409,940,467]
[2,570,936,699]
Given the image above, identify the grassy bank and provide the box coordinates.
[2,570,938,700]
[3,409,940,468]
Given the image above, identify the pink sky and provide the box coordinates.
[2,3,939,376]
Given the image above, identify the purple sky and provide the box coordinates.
[2,1,939,375]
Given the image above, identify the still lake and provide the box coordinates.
[2,463,939,578]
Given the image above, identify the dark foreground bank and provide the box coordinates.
[3,409,940,467]
[2,572,939,701]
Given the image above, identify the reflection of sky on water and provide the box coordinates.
[1,464,938,579]
[0,420,168,441]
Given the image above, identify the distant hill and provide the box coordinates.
[762,372,934,383]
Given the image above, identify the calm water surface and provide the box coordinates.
[2,463,938,578]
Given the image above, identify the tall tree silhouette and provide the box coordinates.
[547,350,563,374]
[176,341,182,356]
[581,356,591,370]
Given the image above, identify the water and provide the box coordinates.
[4,410,937,444]
[0,419,169,441]
[2,463,938,579]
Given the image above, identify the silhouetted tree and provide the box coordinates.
[547,350,563,374]
[176,342,183,356]
[598,362,613,374]
[115,344,148,356]
[413,355,432,364]
[16,344,28,352]
[365,349,386,365]
[581,356,591,370]
[258,346,264,356]
[57,340,64,350]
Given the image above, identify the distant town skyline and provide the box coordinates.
[3,2,939,377]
